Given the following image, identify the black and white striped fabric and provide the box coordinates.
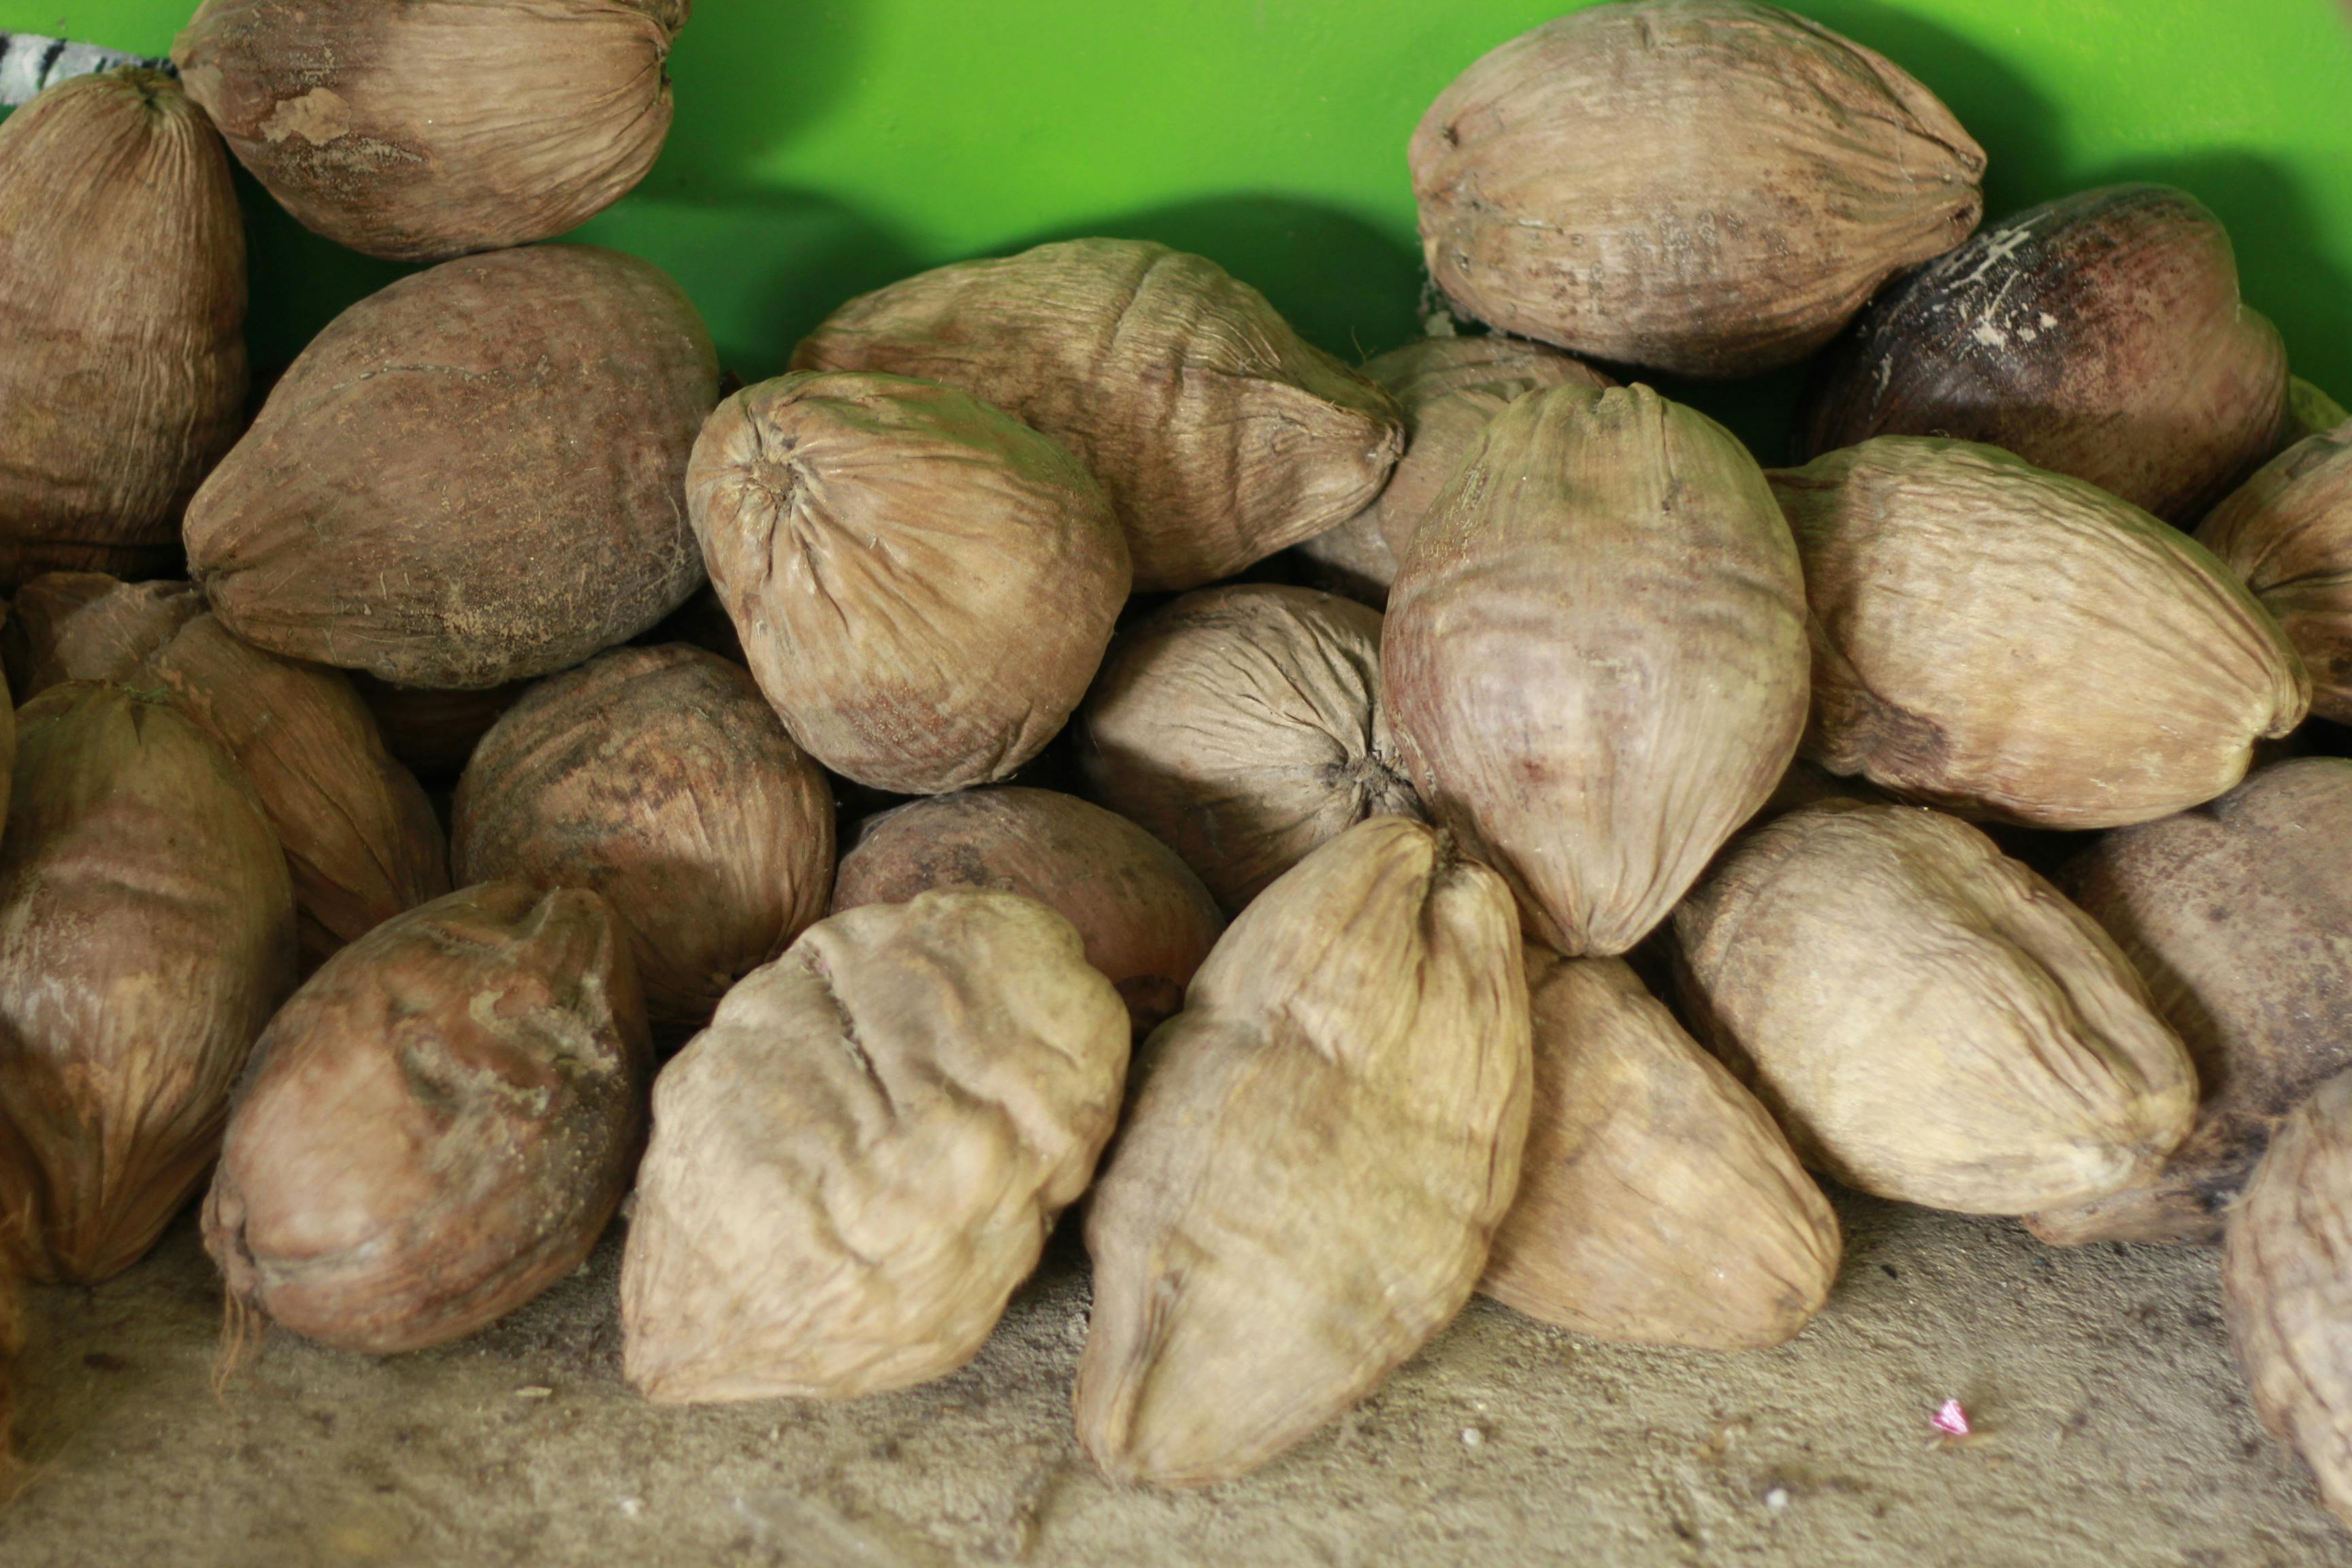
[0,33,174,107]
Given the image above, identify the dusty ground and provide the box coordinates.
[2,1190,2345,1568]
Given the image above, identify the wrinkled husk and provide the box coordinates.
[2225,1068,2352,1530]
[1075,817,1530,1488]
[688,370,1128,795]
[173,0,685,263]
[791,238,1403,591]
[0,573,202,700]
[832,786,1224,1039]
[147,614,448,970]
[0,69,246,587]
[0,683,295,1284]
[2286,378,2351,447]
[1771,437,2310,828]
[455,644,836,1043]
[1080,585,1422,913]
[1384,382,1810,956]
[184,245,720,690]
[1797,185,2287,525]
[1675,800,2196,1215]
[2029,760,2352,1245]
[2199,422,2352,723]
[621,890,1128,1403]
[1410,0,1982,378]
[203,882,651,1356]
[1362,336,1612,566]
[351,672,532,789]
[1482,952,1840,1350]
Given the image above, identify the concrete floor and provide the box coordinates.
[1,1190,2345,1567]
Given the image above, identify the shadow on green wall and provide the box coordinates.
[1022,195,1428,364]
[644,0,868,199]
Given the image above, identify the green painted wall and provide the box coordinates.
[7,0,2352,457]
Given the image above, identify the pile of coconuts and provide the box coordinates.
[1,0,2351,1522]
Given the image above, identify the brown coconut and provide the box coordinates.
[454,644,836,1043]
[1771,436,2310,828]
[832,786,1223,1039]
[621,890,1128,1403]
[791,238,1403,591]
[183,244,720,690]
[2026,760,2352,1245]
[1482,952,1840,1351]
[1384,382,1810,956]
[203,882,651,1356]
[173,0,685,264]
[2199,421,2352,723]
[0,572,202,700]
[2224,1067,2352,1531]
[1797,185,2288,525]
[1410,0,1983,378]
[147,614,448,969]
[1078,585,1421,914]
[0,683,295,1284]
[0,69,246,587]
[1675,800,2196,1215]
[687,370,1128,794]
[1075,817,1530,1488]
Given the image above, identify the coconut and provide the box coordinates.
[832,787,1223,1039]
[0,572,202,699]
[173,0,685,263]
[454,644,836,1043]
[0,69,245,587]
[792,238,1402,591]
[0,683,295,1284]
[183,244,720,691]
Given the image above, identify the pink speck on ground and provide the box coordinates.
[1932,1400,1973,1437]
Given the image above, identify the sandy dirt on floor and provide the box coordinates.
[1,1188,2345,1567]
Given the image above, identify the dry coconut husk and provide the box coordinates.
[148,614,448,970]
[0,572,201,700]
[832,786,1224,1039]
[1482,952,1840,1352]
[688,370,1128,795]
[0,69,245,587]
[1074,817,1530,1488]
[184,245,720,690]
[1771,436,2310,828]
[173,0,685,263]
[621,890,1128,1403]
[1079,585,1420,914]
[793,238,1403,591]
[2199,421,2352,723]
[350,672,532,789]
[1797,186,2287,525]
[2028,760,2352,1245]
[204,882,651,1356]
[1675,800,2195,1216]
[2224,1067,2352,1532]
[0,683,295,1284]
[1384,382,1809,957]
[455,644,835,1044]
[1410,0,1982,378]
[2285,378,2350,447]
